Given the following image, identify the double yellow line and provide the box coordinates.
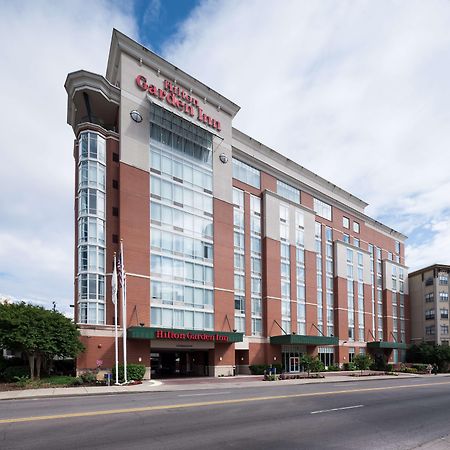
[1,380,449,425]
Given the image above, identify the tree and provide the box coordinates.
[354,353,372,375]
[407,342,450,372]
[0,302,84,379]
[300,355,324,377]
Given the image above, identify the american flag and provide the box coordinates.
[111,254,118,304]
[117,248,126,288]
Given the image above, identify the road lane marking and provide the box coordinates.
[311,404,364,414]
[178,392,231,397]
[1,380,449,425]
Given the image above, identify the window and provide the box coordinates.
[353,221,360,233]
[277,180,300,203]
[250,195,261,215]
[343,217,350,229]
[356,253,363,268]
[425,309,435,320]
[79,131,106,163]
[395,241,400,254]
[348,348,355,363]
[149,104,214,331]
[441,325,449,335]
[440,309,449,319]
[439,274,448,285]
[425,325,435,335]
[343,233,350,244]
[425,292,434,302]
[77,131,107,326]
[313,198,332,221]
[440,292,449,302]
[232,158,260,188]
[233,188,244,209]
[348,327,354,340]
[347,249,353,263]
[252,318,262,336]
[234,295,245,313]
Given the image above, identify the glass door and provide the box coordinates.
[289,356,300,373]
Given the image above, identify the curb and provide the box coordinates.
[1,374,446,401]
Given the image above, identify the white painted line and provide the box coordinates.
[178,392,231,397]
[311,404,364,414]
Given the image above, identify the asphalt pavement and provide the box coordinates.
[1,377,450,449]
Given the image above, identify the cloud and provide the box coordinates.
[2,0,450,315]
[0,1,137,314]
[162,0,450,254]
[407,219,450,271]
[143,0,162,27]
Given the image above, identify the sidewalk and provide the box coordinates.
[1,372,448,401]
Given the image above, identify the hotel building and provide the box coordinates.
[409,265,450,346]
[65,30,409,378]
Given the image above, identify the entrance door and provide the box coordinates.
[151,350,209,378]
[289,356,300,373]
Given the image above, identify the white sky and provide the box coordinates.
[1,0,450,313]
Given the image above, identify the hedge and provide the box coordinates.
[249,364,282,375]
[112,364,146,382]
[3,366,30,382]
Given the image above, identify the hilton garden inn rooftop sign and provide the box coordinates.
[135,75,222,132]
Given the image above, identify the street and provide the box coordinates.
[1,377,450,449]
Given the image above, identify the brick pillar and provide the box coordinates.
[209,343,235,377]
[263,237,281,337]
[213,198,235,334]
[305,250,318,334]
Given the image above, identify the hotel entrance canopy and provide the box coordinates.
[366,341,409,350]
[270,334,338,346]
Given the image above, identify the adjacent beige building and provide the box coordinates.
[409,265,450,346]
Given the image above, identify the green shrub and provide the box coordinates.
[112,364,146,382]
[249,365,263,375]
[0,357,25,380]
[411,363,428,373]
[249,364,282,375]
[71,377,83,386]
[343,362,356,371]
[354,354,373,374]
[3,366,30,382]
[327,364,340,371]
[80,371,97,384]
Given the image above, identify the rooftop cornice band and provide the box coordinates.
[64,70,120,128]
[231,132,407,241]
[106,29,241,118]
[408,264,450,278]
[232,127,368,210]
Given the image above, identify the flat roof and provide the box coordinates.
[408,264,450,278]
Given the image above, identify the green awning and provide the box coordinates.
[128,327,243,343]
[270,334,338,346]
[367,341,409,350]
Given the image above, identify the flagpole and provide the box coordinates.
[120,240,128,383]
[112,253,119,385]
